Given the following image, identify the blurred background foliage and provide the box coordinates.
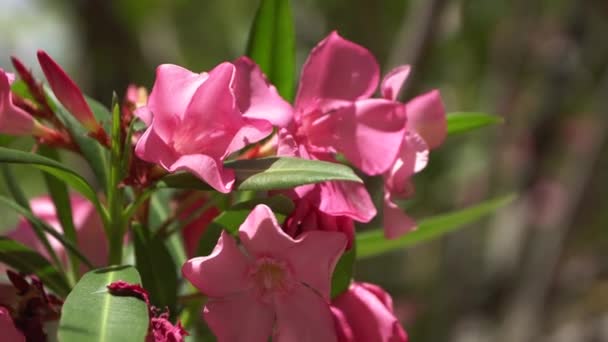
[1,0,607,341]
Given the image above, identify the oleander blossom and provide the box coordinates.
[277,31,408,222]
[332,282,408,342]
[135,58,292,193]
[0,69,34,135]
[2,194,107,273]
[182,205,346,341]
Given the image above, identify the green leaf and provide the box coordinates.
[246,0,295,100]
[133,224,178,314]
[39,146,80,281]
[195,195,294,256]
[106,95,126,265]
[0,237,71,297]
[356,194,516,259]
[0,195,94,270]
[159,157,363,191]
[0,147,104,218]
[446,112,503,135]
[331,245,356,298]
[58,265,149,342]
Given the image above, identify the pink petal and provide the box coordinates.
[383,195,417,239]
[332,283,408,342]
[226,117,273,155]
[284,230,346,299]
[385,132,428,198]
[233,57,293,127]
[331,306,355,342]
[182,231,250,297]
[147,64,208,122]
[405,90,446,150]
[37,51,98,131]
[134,123,179,169]
[0,307,25,342]
[5,72,15,84]
[306,99,407,175]
[134,107,152,126]
[238,205,296,257]
[168,154,235,193]
[381,65,410,100]
[204,292,274,342]
[295,31,380,111]
[0,69,33,135]
[274,284,338,342]
[314,181,377,222]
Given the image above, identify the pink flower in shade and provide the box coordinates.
[135,58,292,193]
[277,31,409,222]
[37,51,105,136]
[182,205,347,342]
[0,306,24,342]
[0,69,34,135]
[379,67,447,239]
[3,194,107,273]
[331,282,408,342]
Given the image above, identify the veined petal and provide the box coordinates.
[134,123,178,169]
[306,99,407,175]
[147,64,208,121]
[204,291,274,342]
[274,284,338,342]
[225,117,273,156]
[182,231,250,297]
[295,31,380,111]
[314,181,377,223]
[381,65,410,100]
[168,154,235,193]
[233,57,293,127]
[405,90,446,150]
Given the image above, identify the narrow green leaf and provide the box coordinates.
[159,157,363,191]
[0,195,94,269]
[39,146,80,281]
[133,224,178,314]
[0,147,104,218]
[0,237,71,297]
[58,265,149,342]
[356,194,516,259]
[446,112,504,135]
[246,0,295,100]
[331,245,356,298]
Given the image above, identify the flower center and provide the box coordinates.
[249,257,293,300]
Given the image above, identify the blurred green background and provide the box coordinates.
[1,0,607,341]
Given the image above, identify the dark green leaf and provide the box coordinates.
[246,0,295,100]
[331,245,356,298]
[159,157,362,191]
[356,194,516,259]
[58,265,149,342]
[446,112,503,136]
[0,237,70,297]
[133,224,178,314]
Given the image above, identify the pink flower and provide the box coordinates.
[332,282,408,342]
[379,67,447,238]
[0,306,24,342]
[182,205,347,341]
[277,31,409,222]
[37,51,105,137]
[135,59,292,193]
[0,69,34,135]
[3,194,107,272]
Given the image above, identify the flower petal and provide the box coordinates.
[295,31,379,111]
[0,69,33,135]
[385,132,428,197]
[238,205,296,257]
[383,194,417,240]
[204,291,274,342]
[313,181,377,223]
[147,64,208,121]
[0,307,25,342]
[405,90,446,149]
[306,99,407,175]
[226,117,273,156]
[274,284,338,342]
[168,154,235,193]
[285,230,346,299]
[134,122,178,169]
[381,65,410,100]
[233,56,293,127]
[182,231,250,297]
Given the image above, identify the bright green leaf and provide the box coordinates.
[247,0,295,100]
[58,265,149,342]
[0,237,70,297]
[356,194,516,259]
[331,244,356,298]
[446,112,504,135]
